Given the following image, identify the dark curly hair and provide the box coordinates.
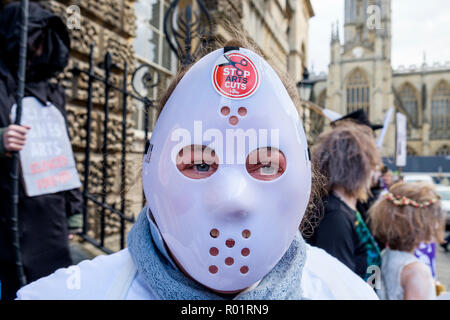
[311,121,381,201]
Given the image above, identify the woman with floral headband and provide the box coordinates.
[369,182,446,300]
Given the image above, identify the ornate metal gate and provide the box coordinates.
[71,44,159,254]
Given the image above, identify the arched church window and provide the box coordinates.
[346,69,370,116]
[436,145,449,156]
[399,83,419,125]
[431,81,450,138]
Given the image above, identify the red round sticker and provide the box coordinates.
[212,52,259,99]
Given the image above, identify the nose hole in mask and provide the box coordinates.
[225,257,234,266]
[242,229,251,239]
[238,107,247,117]
[241,248,250,256]
[209,247,219,256]
[240,266,249,274]
[225,239,235,248]
[221,106,230,116]
[210,228,220,238]
[229,116,239,126]
[209,265,218,274]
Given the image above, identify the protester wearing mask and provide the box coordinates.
[16,37,377,300]
[307,122,382,281]
[0,3,82,300]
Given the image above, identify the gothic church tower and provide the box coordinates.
[327,0,395,155]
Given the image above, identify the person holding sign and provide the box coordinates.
[0,3,82,300]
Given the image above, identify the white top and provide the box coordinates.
[378,249,436,300]
[16,244,378,300]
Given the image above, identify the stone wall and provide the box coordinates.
[37,0,140,244]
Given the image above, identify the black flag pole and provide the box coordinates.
[10,0,29,287]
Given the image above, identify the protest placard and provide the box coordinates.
[11,97,81,197]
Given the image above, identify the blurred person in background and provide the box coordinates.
[307,122,382,282]
[380,166,393,192]
[0,2,82,300]
[330,109,384,222]
[369,182,446,299]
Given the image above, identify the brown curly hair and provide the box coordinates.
[369,181,445,251]
[311,121,381,201]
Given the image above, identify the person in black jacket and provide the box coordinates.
[0,2,82,300]
[307,122,382,281]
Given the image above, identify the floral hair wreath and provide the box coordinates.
[385,192,441,208]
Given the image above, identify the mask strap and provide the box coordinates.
[224,46,240,53]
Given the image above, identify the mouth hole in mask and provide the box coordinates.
[246,147,286,181]
[240,266,249,274]
[209,247,219,256]
[242,229,251,239]
[176,145,219,179]
[209,265,218,274]
[210,228,220,238]
[225,239,235,248]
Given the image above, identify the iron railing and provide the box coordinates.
[71,44,159,253]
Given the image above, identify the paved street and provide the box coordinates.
[436,232,450,290]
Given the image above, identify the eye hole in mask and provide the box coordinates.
[246,147,286,181]
[176,144,219,179]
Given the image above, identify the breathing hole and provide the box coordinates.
[210,228,220,238]
[242,229,251,239]
[225,239,235,248]
[240,266,249,274]
[209,247,219,256]
[238,107,247,117]
[241,248,250,257]
[229,116,239,125]
[221,106,230,116]
[209,265,218,274]
[225,257,234,266]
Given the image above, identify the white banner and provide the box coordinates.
[395,112,407,167]
[376,107,394,149]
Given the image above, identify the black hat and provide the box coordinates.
[331,109,383,131]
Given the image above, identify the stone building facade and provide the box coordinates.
[311,0,450,157]
[2,0,313,249]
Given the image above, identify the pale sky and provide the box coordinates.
[308,0,450,74]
